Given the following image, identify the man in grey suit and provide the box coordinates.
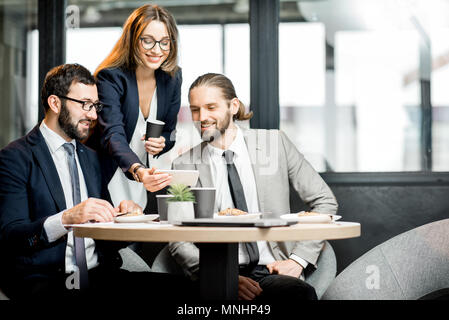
[169,73,338,301]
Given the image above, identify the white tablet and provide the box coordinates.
[154,169,199,186]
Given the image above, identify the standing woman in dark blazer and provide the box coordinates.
[92,4,179,210]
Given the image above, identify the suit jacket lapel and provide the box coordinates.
[195,142,219,212]
[195,142,214,188]
[28,126,67,211]
[242,129,266,212]
[76,142,96,197]
[124,70,140,143]
[155,69,166,121]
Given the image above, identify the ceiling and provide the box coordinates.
[0,0,306,29]
[3,0,449,35]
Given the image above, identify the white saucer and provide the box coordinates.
[280,213,342,223]
[114,214,159,223]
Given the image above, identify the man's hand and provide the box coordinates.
[238,276,263,300]
[62,198,116,224]
[138,167,172,192]
[141,135,166,156]
[115,200,142,215]
[266,259,304,278]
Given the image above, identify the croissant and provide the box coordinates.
[218,208,248,216]
[122,207,143,217]
[298,211,320,217]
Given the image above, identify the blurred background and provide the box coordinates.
[2,0,449,273]
[4,0,449,173]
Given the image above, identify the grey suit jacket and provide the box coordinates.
[169,128,338,279]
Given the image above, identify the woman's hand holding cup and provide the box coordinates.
[142,119,165,156]
[141,135,165,155]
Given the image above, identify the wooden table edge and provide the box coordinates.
[73,222,361,243]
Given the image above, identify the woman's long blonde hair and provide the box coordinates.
[95,4,179,77]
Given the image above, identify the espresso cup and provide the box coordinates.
[190,187,216,219]
[156,194,174,221]
[146,119,165,139]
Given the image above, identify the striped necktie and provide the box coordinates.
[63,143,89,289]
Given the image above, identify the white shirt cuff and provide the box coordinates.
[289,254,309,270]
[43,211,69,242]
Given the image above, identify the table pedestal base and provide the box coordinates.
[198,243,238,300]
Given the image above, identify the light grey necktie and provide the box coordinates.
[223,150,259,270]
[63,143,89,289]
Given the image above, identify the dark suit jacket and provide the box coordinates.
[0,125,123,290]
[90,67,182,184]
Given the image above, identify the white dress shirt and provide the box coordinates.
[207,125,309,270]
[108,88,158,208]
[207,126,275,266]
[41,121,99,273]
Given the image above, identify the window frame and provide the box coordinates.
[38,0,442,182]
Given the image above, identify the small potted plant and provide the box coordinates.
[166,184,196,223]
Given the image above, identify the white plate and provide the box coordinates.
[154,169,199,186]
[114,214,159,223]
[280,213,342,223]
[213,213,262,220]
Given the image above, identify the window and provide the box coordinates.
[279,22,327,171]
[14,0,449,176]
[65,0,249,168]
[431,28,449,171]
[279,0,449,173]
[0,0,37,148]
[334,30,420,172]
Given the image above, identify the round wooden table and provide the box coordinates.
[73,221,360,242]
[73,221,360,300]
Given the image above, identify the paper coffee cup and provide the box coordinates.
[146,119,165,139]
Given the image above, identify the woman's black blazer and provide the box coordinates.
[91,67,182,184]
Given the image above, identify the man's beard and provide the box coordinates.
[58,103,90,140]
[200,110,232,143]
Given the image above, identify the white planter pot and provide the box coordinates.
[167,201,194,223]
